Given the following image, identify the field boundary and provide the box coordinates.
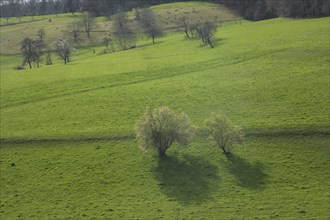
[1,129,329,147]
[0,134,135,146]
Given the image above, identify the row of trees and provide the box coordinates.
[0,0,168,19]
[20,28,72,68]
[177,17,218,48]
[0,0,80,20]
[63,8,163,51]
[135,106,244,158]
[19,8,165,68]
[20,6,219,68]
[212,0,329,20]
[0,0,192,19]
[2,0,329,21]
[111,7,217,50]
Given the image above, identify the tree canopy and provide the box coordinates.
[205,113,244,155]
[135,106,195,158]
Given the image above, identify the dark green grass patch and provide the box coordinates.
[1,136,329,219]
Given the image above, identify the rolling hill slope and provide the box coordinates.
[0,2,329,219]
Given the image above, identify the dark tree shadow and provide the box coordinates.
[212,37,226,47]
[198,38,226,48]
[223,153,267,190]
[152,154,220,204]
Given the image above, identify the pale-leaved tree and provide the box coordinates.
[135,106,195,158]
[205,112,244,155]
[135,8,162,44]
[54,39,72,64]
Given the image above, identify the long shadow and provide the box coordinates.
[197,38,226,48]
[223,154,267,190]
[212,37,226,47]
[0,134,134,147]
[152,154,220,204]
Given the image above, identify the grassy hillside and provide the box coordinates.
[1,18,328,138]
[0,2,233,55]
[0,2,329,219]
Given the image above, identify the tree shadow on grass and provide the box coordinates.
[223,154,268,190]
[152,154,220,204]
[212,37,226,47]
[198,38,226,48]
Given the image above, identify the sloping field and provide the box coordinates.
[0,2,233,55]
[0,5,329,219]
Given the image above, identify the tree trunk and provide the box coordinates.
[184,29,190,38]
[221,147,233,160]
[28,61,32,69]
[152,35,155,44]
[221,146,230,155]
[87,33,92,42]
[158,149,166,158]
[207,39,214,48]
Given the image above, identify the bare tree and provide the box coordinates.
[37,28,46,42]
[39,0,47,16]
[81,13,96,42]
[45,51,52,65]
[20,37,35,69]
[33,39,44,68]
[54,39,71,64]
[111,9,135,50]
[20,37,43,69]
[64,0,80,15]
[65,22,82,45]
[194,20,217,48]
[176,16,191,38]
[102,36,113,51]
[135,106,195,158]
[205,113,244,156]
[136,8,162,44]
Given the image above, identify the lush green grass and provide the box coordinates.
[0,3,329,219]
[1,137,329,219]
[1,18,328,138]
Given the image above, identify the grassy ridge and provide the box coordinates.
[0,5,329,219]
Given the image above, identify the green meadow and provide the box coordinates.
[0,2,329,219]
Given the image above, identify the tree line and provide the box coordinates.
[19,6,218,69]
[0,0,177,19]
[1,0,329,21]
[215,0,330,20]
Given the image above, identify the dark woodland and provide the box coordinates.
[1,0,329,21]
